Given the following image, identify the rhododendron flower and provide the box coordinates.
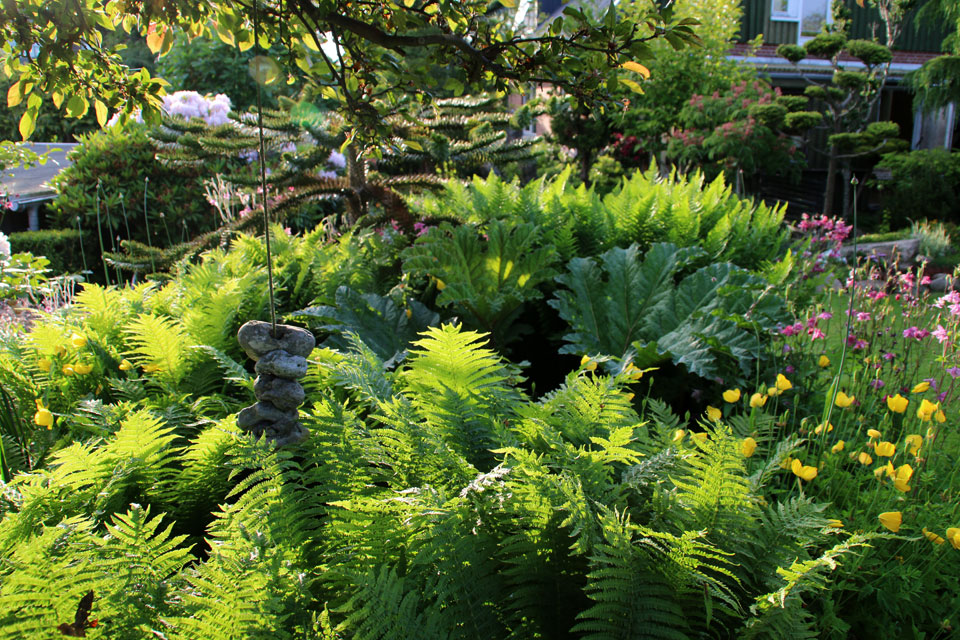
[818,355,830,368]
[750,392,767,408]
[722,389,741,403]
[706,406,721,421]
[834,391,855,408]
[878,511,902,533]
[912,381,930,393]
[917,399,939,422]
[923,528,945,545]
[741,437,757,457]
[886,394,908,413]
[791,458,817,481]
[831,440,845,453]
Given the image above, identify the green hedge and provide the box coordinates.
[873,149,960,228]
[8,228,89,275]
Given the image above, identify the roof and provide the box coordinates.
[727,43,941,82]
[1,143,78,211]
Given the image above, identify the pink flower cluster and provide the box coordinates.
[797,214,853,244]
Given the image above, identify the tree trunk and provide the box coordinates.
[345,143,366,224]
[841,164,852,219]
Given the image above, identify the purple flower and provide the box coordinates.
[870,379,885,390]
[946,366,960,379]
[883,352,896,361]
[785,365,795,373]
[902,326,930,340]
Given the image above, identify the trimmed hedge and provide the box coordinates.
[9,228,89,275]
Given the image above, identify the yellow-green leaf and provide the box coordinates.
[65,95,88,118]
[95,100,108,127]
[620,78,645,94]
[146,25,164,54]
[621,61,651,78]
[404,0,415,6]
[52,91,64,108]
[404,139,423,151]
[19,109,37,140]
[7,82,22,107]
[160,26,176,55]
[237,29,255,52]
[249,56,280,86]
[215,21,236,46]
[500,0,517,7]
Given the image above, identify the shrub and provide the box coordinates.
[8,229,88,275]
[873,149,960,229]
[48,123,224,253]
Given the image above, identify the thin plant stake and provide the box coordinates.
[254,0,278,334]
[75,215,88,274]
[95,180,111,284]
[143,177,156,274]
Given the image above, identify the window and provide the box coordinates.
[771,0,830,43]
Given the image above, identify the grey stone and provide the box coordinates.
[237,410,308,447]
[237,401,299,429]
[254,374,305,411]
[238,321,315,361]
[255,349,308,379]
[838,238,921,265]
[929,273,950,292]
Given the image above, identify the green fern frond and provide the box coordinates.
[123,313,191,386]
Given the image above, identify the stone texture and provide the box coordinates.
[237,401,299,429]
[254,374,305,411]
[238,321,316,361]
[838,238,921,265]
[254,349,308,379]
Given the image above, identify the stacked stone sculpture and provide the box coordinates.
[236,320,315,446]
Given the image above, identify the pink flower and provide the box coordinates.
[921,275,932,285]
[809,327,826,340]
[855,311,872,322]
[817,312,833,320]
[933,324,949,343]
[870,379,885,390]
[946,366,960,379]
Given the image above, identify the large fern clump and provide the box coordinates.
[0,319,867,639]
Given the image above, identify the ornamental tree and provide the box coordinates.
[1,0,699,146]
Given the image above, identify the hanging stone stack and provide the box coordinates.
[236,320,315,446]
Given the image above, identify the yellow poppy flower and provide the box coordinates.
[912,381,930,393]
[886,394,908,413]
[624,363,644,381]
[741,437,757,458]
[867,428,882,439]
[893,464,913,492]
[119,359,134,371]
[73,363,93,375]
[947,528,960,550]
[814,422,834,435]
[70,333,87,348]
[831,440,845,453]
[750,392,767,408]
[827,519,844,528]
[691,432,708,445]
[818,355,830,368]
[767,386,781,397]
[874,462,894,480]
[878,511,902,533]
[905,434,922,455]
[143,364,161,373]
[55,345,67,357]
[624,392,635,401]
[775,374,792,391]
[834,391,855,408]
[922,528,945,545]
[62,365,75,376]
[722,389,741,403]
[706,405,721,421]
[435,278,446,290]
[33,399,54,429]
[672,429,686,443]
[858,452,873,465]
[917,399,939,422]
[875,441,896,457]
[791,458,818,481]
[935,409,946,423]
[404,308,412,319]
[38,358,52,372]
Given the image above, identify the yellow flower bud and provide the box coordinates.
[73,363,93,375]
[691,432,708,445]
[947,528,960,550]
[867,428,882,439]
[672,429,686,443]
[827,519,844,528]
[38,358,52,372]
[775,373,792,391]
[705,405,721,421]
[922,528,945,545]
[912,381,930,393]
[814,422,833,435]
[834,391,855,408]
[119,359,134,371]
[435,278,446,291]
[741,437,757,458]
[70,333,87,348]
[818,355,830,368]
[916,399,938,422]
[749,392,767,408]
[831,440,844,453]
[62,365,75,376]
[34,407,54,428]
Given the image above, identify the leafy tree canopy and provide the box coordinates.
[1,0,699,148]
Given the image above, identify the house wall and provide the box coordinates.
[739,0,949,51]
